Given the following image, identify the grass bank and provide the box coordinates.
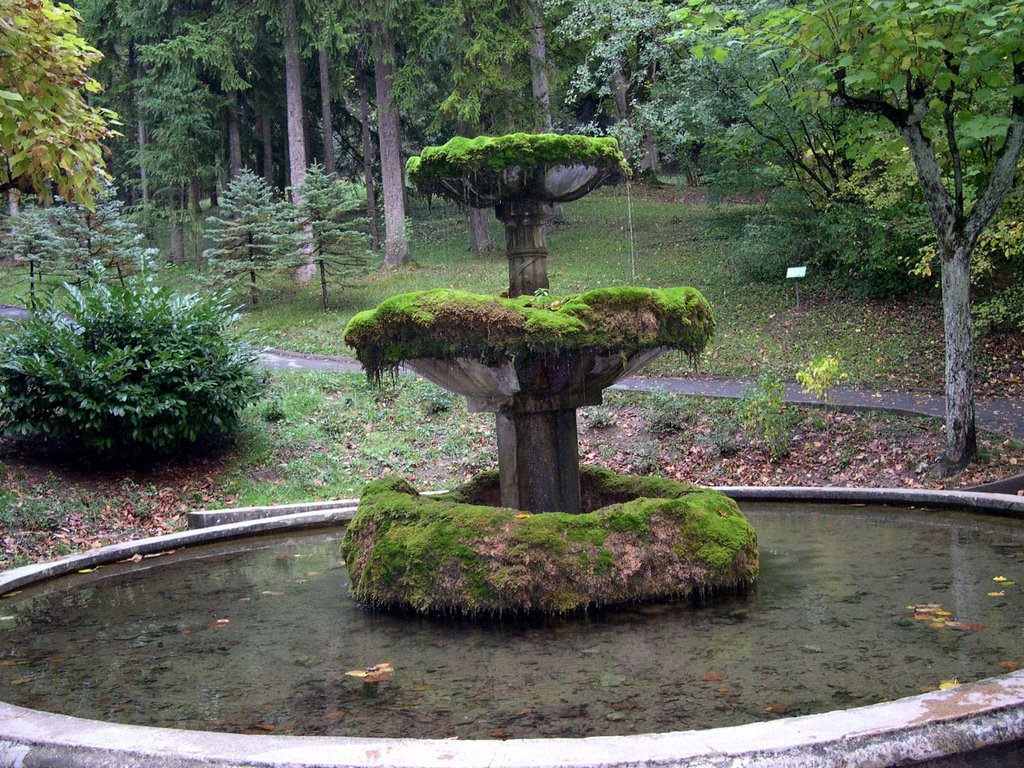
[3,369,1022,569]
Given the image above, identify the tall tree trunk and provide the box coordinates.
[130,46,150,208]
[137,118,150,205]
[468,207,491,253]
[282,0,307,201]
[526,6,563,223]
[259,100,275,187]
[318,48,337,173]
[227,90,243,178]
[373,24,409,267]
[527,0,552,132]
[639,134,660,175]
[357,59,381,251]
[7,190,18,217]
[169,185,185,265]
[941,244,977,468]
[188,176,203,269]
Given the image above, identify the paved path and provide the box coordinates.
[6,305,1024,441]
[261,348,1024,442]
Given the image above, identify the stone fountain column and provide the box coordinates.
[496,409,580,513]
[496,199,551,298]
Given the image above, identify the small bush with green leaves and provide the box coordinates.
[0,273,266,458]
[740,374,791,460]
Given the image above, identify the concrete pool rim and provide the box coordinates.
[1,485,1023,768]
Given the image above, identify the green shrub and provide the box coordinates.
[975,285,1024,335]
[0,272,266,458]
[740,374,791,460]
[734,187,927,297]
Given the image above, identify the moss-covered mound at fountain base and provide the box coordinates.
[343,286,715,381]
[341,467,758,615]
[407,133,626,185]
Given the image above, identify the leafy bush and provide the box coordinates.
[975,286,1024,335]
[740,374,790,460]
[734,184,928,297]
[796,353,848,403]
[0,272,266,458]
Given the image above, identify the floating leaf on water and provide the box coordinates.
[929,622,946,629]
[294,578,309,584]
[764,701,789,714]
[933,610,952,617]
[999,661,1021,672]
[987,591,1005,597]
[77,568,95,574]
[10,677,37,686]
[993,576,1010,583]
[944,621,987,631]
[262,591,284,597]
[0,616,15,622]
[347,661,394,680]
[938,679,959,690]
[700,671,727,682]
[214,619,230,626]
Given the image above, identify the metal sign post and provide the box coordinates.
[786,266,807,309]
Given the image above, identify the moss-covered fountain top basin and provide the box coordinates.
[344,286,716,514]
[343,285,714,404]
[406,133,626,208]
[407,133,626,299]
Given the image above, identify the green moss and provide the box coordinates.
[407,133,626,182]
[341,468,758,615]
[343,286,715,381]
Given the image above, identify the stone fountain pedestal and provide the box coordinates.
[407,347,664,513]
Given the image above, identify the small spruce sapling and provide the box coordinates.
[204,170,299,306]
[0,205,63,309]
[295,163,371,311]
[46,186,155,286]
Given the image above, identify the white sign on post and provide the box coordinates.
[786,266,807,308]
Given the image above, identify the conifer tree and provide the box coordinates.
[296,163,371,311]
[0,206,63,309]
[46,187,156,286]
[203,170,299,306]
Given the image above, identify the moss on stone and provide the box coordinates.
[341,468,758,615]
[343,286,715,381]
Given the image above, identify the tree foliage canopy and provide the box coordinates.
[0,0,116,202]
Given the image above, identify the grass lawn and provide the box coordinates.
[154,186,1024,395]
[3,369,1023,569]
[2,181,1023,568]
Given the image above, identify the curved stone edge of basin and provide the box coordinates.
[1,486,1023,768]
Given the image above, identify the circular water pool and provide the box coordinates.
[1,502,1022,741]
[1,490,1023,768]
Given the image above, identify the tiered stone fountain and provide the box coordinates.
[343,133,757,613]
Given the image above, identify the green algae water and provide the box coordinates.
[1,503,1022,739]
